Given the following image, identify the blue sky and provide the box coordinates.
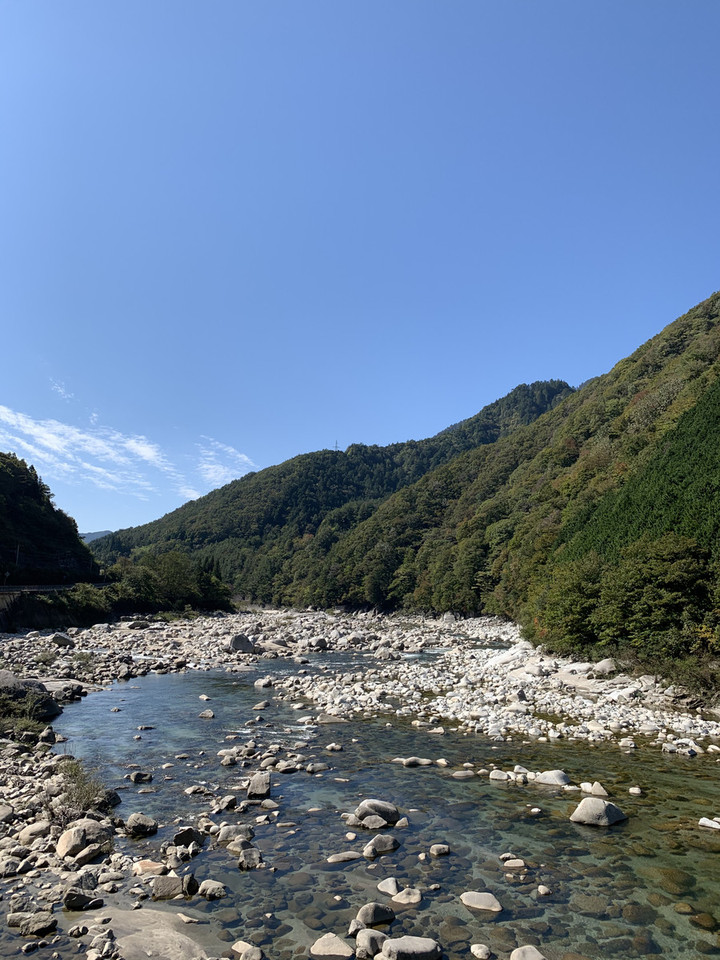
[1,1,719,533]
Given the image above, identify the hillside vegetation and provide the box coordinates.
[0,453,95,583]
[90,290,720,683]
[91,380,572,587]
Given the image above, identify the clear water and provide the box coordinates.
[49,655,720,959]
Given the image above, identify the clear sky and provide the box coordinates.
[1,1,719,533]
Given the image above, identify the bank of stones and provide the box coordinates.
[1,608,719,959]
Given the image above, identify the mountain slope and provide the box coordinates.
[302,290,720,674]
[0,453,96,583]
[91,289,720,678]
[90,379,573,587]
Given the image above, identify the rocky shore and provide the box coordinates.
[1,609,719,960]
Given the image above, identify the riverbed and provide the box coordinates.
[43,645,720,960]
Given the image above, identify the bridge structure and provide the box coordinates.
[0,584,75,613]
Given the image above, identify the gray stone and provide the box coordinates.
[126,812,158,838]
[377,877,401,896]
[356,901,395,926]
[49,632,75,648]
[232,940,264,960]
[355,799,400,824]
[327,851,363,863]
[229,634,255,653]
[310,932,354,958]
[429,843,449,857]
[56,818,114,859]
[510,948,548,960]
[392,887,422,905]
[17,820,51,845]
[363,833,400,859]
[151,875,184,900]
[569,797,627,826]
[460,891,503,912]
[18,912,57,937]
[381,936,442,959]
[0,670,61,720]
[247,771,271,800]
[356,929,388,959]
[129,770,153,783]
[198,879,227,900]
[237,846,263,870]
[63,887,104,911]
[535,769,571,786]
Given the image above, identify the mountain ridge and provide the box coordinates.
[88,288,720,680]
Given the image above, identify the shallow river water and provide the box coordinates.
[51,652,720,959]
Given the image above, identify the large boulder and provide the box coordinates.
[126,812,159,838]
[0,670,61,720]
[229,634,255,653]
[355,799,400,825]
[356,930,389,959]
[356,902,395,926]
[56,818,114,859]
[247,772,271,800]
[570,797,627,826]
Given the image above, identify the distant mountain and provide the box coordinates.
[89,289,720,681]
[0,453,96,583]
[81,530,113,544]
[90,379,573,583]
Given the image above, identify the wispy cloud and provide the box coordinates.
[50,378,74,402]
[197,436,257,488]
[0,406,255,517]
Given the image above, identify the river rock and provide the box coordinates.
[18,820,51,845]
[56,818,114,859]
[510,948,548,960]
[355,799,400,824]
[232,940,264,960]
[570,797,627,826]
[535,769,571,786]
[247,772,271,800]
[363,834,400,859]
[19,912,57,937]
[357,901,395,926]
[392,887,422,905]
[126,812,158,837]
[152,875,185,900]
[310,932,354,958]
[198,878,227,899]
[356,929,388,959]
[230,634,255,653]
[470,947,491,959]
[378,877,401,896]
[381,935,442,959]
[0,670,61,720]
[429,843,449,857]
[460,891,503,912]
[237,846,263,870]
[63,886,104,911]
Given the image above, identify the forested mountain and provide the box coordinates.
[90,289,720,679]
[91,379,573,579]
[0,453,96,583]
